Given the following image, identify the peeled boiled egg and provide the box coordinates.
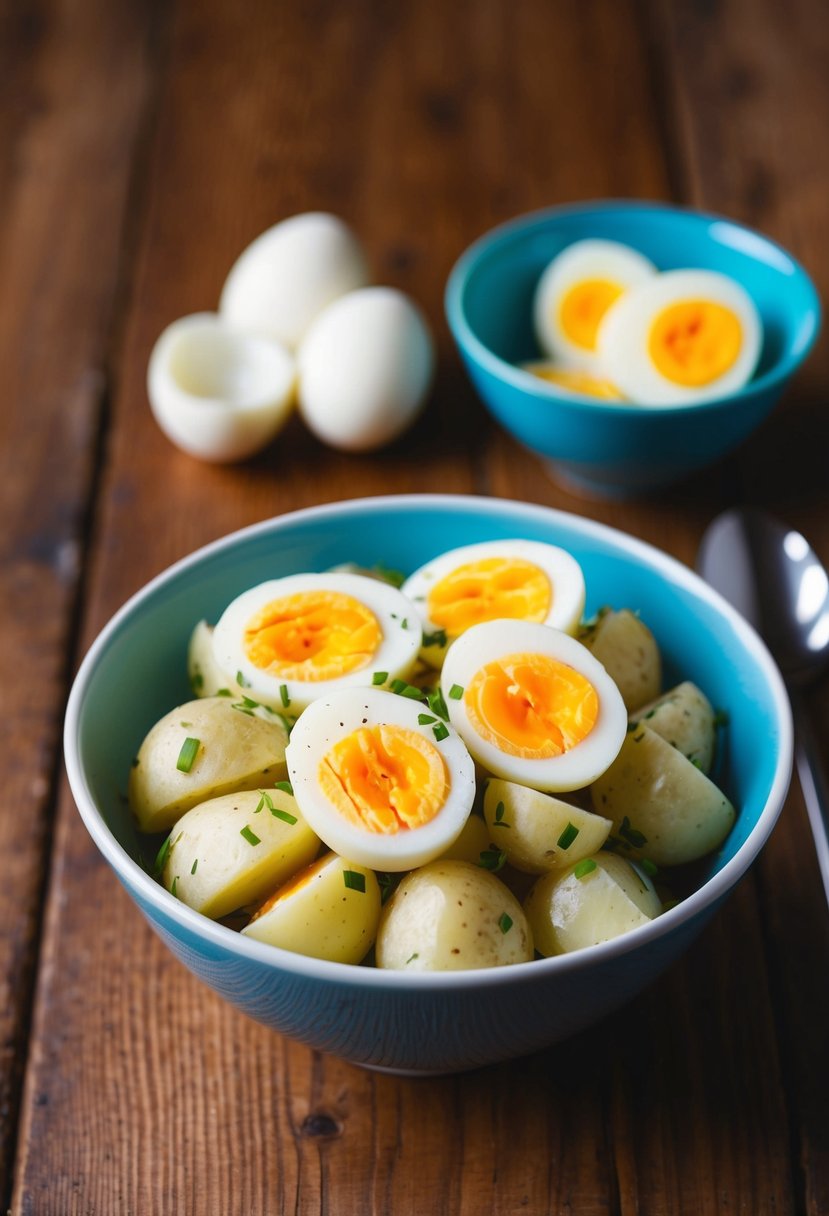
[441,619,627,791]
[533,239,656,371]
[286,686,476,871]
[147,313,296,462]
[219,212,369,350]
[521,361,625,401]
[402,539,586,667]
[211,572,422,713]
[297,287,435,451]
[598,268,763,405]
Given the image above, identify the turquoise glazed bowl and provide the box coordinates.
[445,201,821,496]
[64,495,792,1074]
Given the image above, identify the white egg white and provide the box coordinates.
[402,539,586,667]
[212,572,422,713]
[286,687,476,871]
[533,239,657,370]
[219,212,369,350]
[598,268,763,405]
[147,313,296,462]
[441,619,627,791]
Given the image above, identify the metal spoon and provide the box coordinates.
[698,507,829,904]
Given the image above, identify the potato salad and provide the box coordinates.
[128,539,735,970]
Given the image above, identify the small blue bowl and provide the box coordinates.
[64,496,792,1074]
[445,201,821,496]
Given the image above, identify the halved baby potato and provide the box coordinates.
[161,787,319,919]
[630,680,716,774]
[483,778,612,874]
[187,620,246,699]
[129,696,289,833]
[524,852,661,956]
[579,608,661,712]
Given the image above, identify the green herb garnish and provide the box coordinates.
[574,858,598,880]
[390,678,424,699]
[432,722,449,743]
[479,847,507,873]
[153,834,173,877]
[619,816,647,848]
[423,629,448,649]
[493,801,510,828]
[498,912,513,934]
[372,671,389,686]
[176,737,200,773]
[240,825,261,846]
[372,563,406,589]
[427,688,449,720]
[557,822,579,850]
[448,684,464,701]
[236,670,250,688]
[274,780,294,796]
[418,713,437,725]
[343,870,366,893]
[190,859,198,875]
[279,684,291,708]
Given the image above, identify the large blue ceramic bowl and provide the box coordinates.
[64,495,792,1074]
[445,202,820,496]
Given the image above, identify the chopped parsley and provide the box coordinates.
[175,736,200,773]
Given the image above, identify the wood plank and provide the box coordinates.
[0,0,166,1203]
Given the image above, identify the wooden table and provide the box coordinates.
[3,0,829,1210]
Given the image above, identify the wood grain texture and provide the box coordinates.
[6,0,829,1211]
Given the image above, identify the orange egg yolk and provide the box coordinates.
[319,725,448,834]
[253,854,329,917]
[243,591,382,681]
[558,279,624,350]
[426,557,551,637]
[465,652,598,759]
[525,363,624,401]
[648,298,743,387]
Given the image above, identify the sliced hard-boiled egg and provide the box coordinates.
[285,686,476,871]
[441,620,627,791]
[598,268,763,405]
[212,572,422,713]
[241,852,381,964]
[521,361,625,401]
[147,313,296,462]
[533,239,657,371]
[402,539,586,668]
[219,212,370,351]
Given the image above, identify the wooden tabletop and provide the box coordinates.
[3,0,829,1211]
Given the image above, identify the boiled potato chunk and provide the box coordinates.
[631,680,716,774]
[375,860,533,971]
[580,608,661,712]
[590,724,735,866]
[187,620,246,698]
[242,853,380,964]
[161,788,319,919]
[483,778,612,874]
[524,852,662,955]
[438,812,490,864]
[129,697,289,833]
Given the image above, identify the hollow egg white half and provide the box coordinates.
[286,686,476,871]
[533,239,657,371]
[402,539,586,668]
[598,268,763,405]
[147,313,296,462]
[441,619,627,791]
[212,572,422,714]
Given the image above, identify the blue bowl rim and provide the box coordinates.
[444,199,822,416]
[64,493,793,991]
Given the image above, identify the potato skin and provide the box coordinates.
[129,696,289,833]
[590,724,735,866]
[376,860,533,971]
[580,608,661,712]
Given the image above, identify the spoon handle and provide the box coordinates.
[791,689,829,907]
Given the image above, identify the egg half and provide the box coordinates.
[441,620,627,790]
[598,268,763,405]
[286,686,476,871]
[211,572,422,713]
[533,239,657,371]
[402,539,586,667]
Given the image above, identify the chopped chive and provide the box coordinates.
[216,687,232,697]
[343,869,366,893]
[423,628,447,649]
[390,679,424,699]
[274,780,294,796]
[190,859,198,875]
[418,712,437,725]
[279,684,291,708]
[378,873,395,904]
[272,806,298,825]
[372,671,389,686]
[240,825,261,847]
[448,683,464,701]
[478,847,507,873]
[401,618,408,630]
[432,722,449,743]
[153,834,173,877]
[498,912,513,934]
[638,857,658,877]
[493,800,510,828]
[236,670,250,688]
[405,952,419,964]
[373,563,406,588]
[574,858,597,880]
[176,737,200,773]
[170,876,178,898]
[557,822,580,850]
[191,672,204,691]
[619,816,647,848]
[427,688,449,720]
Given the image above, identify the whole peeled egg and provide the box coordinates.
[219,212,370,350]
[297,286,435,451]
